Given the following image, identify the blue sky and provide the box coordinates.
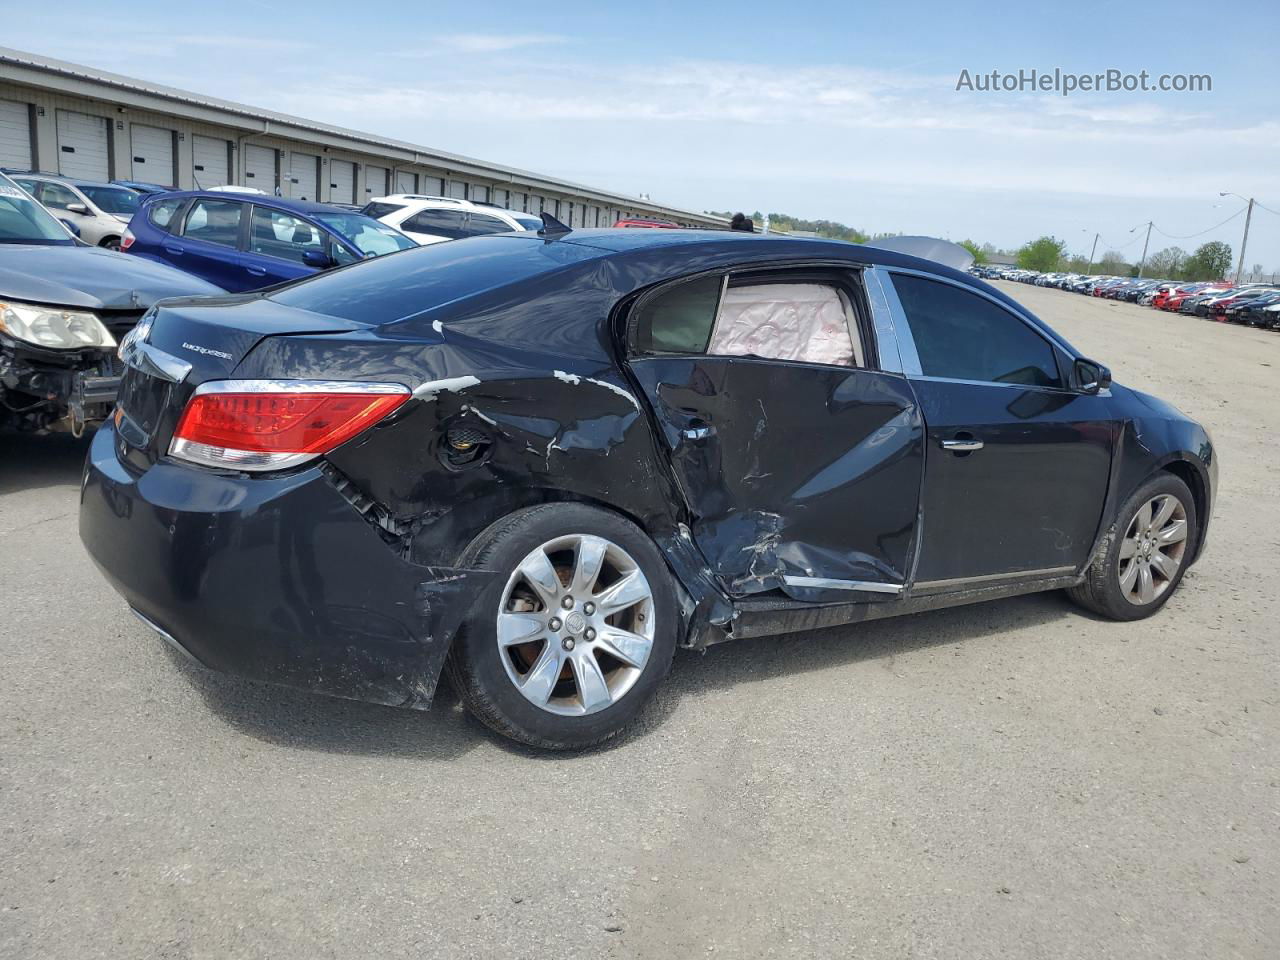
[5,0,1279,267]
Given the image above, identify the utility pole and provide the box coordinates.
[1085,231,1099,274]
[1233,197,1255,285]
[1136,221,1153,278]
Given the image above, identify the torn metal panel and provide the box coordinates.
[628,355,924,601]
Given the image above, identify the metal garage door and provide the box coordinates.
[56,110,110,181]
[244,145,276,193]
[447,180,467,199]
[0,99,32,170]
[365,164,389,199]
[395,170,417,194]
[191,135,230,188]
[130,124,175,186]
[288,151,318,200]
[329,159,355,204]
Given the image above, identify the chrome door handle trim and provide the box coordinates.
[940,438,984,452]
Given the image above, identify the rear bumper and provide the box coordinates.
[78,422,493,708]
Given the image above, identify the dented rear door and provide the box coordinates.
[627,271,924,603]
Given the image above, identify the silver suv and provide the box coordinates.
[7,173,141,249]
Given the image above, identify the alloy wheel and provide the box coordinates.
[1118,494,1188,605]
[497,534,655,716]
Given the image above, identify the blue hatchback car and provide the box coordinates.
[122,191,416,291]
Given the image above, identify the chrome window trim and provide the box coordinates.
[865,266,922,376]
[783,575,904,595]
[190,379,410,396]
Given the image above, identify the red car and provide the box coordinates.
[1161,283,1226,312]
[614,217,680,229]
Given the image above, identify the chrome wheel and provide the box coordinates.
[497,534,655,716]
[1118,494,1188,605]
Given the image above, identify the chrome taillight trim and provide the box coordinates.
[167,379,412,472]
[190,379,411,396]
[168,437,320,472]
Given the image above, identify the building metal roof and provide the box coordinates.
[0,46,727,227]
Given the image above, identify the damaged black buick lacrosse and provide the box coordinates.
[79,223,1216,749]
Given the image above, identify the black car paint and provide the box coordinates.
[0,243,222,431]
[79,231,1216,710]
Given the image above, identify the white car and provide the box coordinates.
[7,173,140,248]
[360,195,542,245]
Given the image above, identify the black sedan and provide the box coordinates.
[79,225,1216,749]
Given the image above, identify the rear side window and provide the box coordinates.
[892,273,1063,387]
[631,275,723,354]
[182,199,243,249]
[403,208,467,239]
[466,213,514,236]
[147,197,185,230]
[710,281,863,366]
[360,201,405,220]
[632,276,866,366]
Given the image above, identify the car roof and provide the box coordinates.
[150,190,340,216]
[3,171,119,189]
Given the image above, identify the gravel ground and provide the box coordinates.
[1,281,1276,959]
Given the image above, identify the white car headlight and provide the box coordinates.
[0,299,116,349]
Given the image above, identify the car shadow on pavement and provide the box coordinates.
[0,432,91,496]
[165,590,1078,760]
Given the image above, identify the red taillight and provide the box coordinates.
[169,381,409,471]
[120,227,135,250]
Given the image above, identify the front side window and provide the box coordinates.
[892,273,1064,388]
[314,212,415,257]
[182,199,243,248]
[249,207,324,263]
[37,182,80,211]
[79,186,140,217]
[402,208,467,239]
[359,201,405,220]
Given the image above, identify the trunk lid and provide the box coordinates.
[116,295,366,467]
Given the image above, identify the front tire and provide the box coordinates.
[446,503,678,750]
[1067,473,1198,621]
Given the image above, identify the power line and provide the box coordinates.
[1150,207,1246,241]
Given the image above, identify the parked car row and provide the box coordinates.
[972,265,1280,330]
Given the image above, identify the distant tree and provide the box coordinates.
[708,210,869,243]
[1017,235,1068,271]
[1251,262,1265,280]
[1182,241,1233,281]
[1146,246,1188,278]
[958,239,988,264]
[1095,250,1131,275]
[1062,255,1093,273]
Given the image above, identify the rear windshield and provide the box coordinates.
[268,234,602,325]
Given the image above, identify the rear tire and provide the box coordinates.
[1067,473,1198,621]
[100,237,121,250]
[446,503,678,750]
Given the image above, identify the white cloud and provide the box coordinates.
[433,33,568,53]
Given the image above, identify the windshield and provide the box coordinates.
[315,212,417,257]
[0,175,76,245]
[79,185,142,216]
